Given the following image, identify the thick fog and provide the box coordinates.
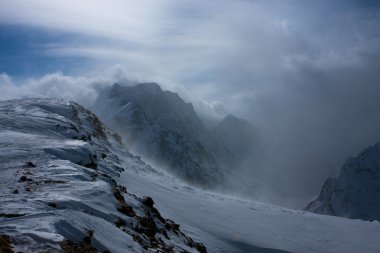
[1,0,380,207]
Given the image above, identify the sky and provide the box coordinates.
[1,0,380,207]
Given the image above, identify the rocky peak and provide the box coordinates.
[305,142,380,221]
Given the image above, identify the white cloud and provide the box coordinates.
[0,73,12,87]
[0,67,135,105]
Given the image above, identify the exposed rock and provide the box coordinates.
[0,234,14,253]
[142,196,154,208]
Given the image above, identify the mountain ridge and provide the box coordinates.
[0,98,207,252]
[93,82,258,189]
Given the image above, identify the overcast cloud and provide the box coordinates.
[1,0,380,207]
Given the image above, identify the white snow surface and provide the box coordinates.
[121,161,380,253]
[1,98,380,253]
[0,98,204,253]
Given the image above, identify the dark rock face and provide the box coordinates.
[0,234,14,253]
[305,142,380,221]
[142,196,154,208]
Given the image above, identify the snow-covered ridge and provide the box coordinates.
[0,98,207,253]
[305,142,380,221]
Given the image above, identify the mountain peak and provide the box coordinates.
[93,83,224,187]
[222,114,249,125]
[136,82,162,92]
[109,82,162,98]
[305,142,380,220]
[218,114,254,134]
[223,114,238,121]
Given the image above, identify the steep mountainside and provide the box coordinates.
[93,83,257,189]
[0,98,207,253]
[305,142,380,221]
[94,83,226,187]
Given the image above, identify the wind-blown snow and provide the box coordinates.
[93,83,224,187]
[93,82,262,195]
[121,165,380,253]
[0,98,206,252]
[1,98,380,253]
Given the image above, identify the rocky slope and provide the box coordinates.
[93,83,257,189]
[0,98,207,253]
[305,142,380,221]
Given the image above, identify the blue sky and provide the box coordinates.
[0,25,94,77]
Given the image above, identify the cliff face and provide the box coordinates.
[305,142,380,221]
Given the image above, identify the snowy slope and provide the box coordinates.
[0,98,207,253]
[1,98,380,253]
[305,142,380,221]
[120,161,380,253]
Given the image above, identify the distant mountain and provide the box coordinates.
[94,83,224,187]
[305,142,380,221]
[213,114,257,167]
[93,83,257,189]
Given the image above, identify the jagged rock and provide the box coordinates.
[142,196,154,208]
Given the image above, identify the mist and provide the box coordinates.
[1,0,380,207]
